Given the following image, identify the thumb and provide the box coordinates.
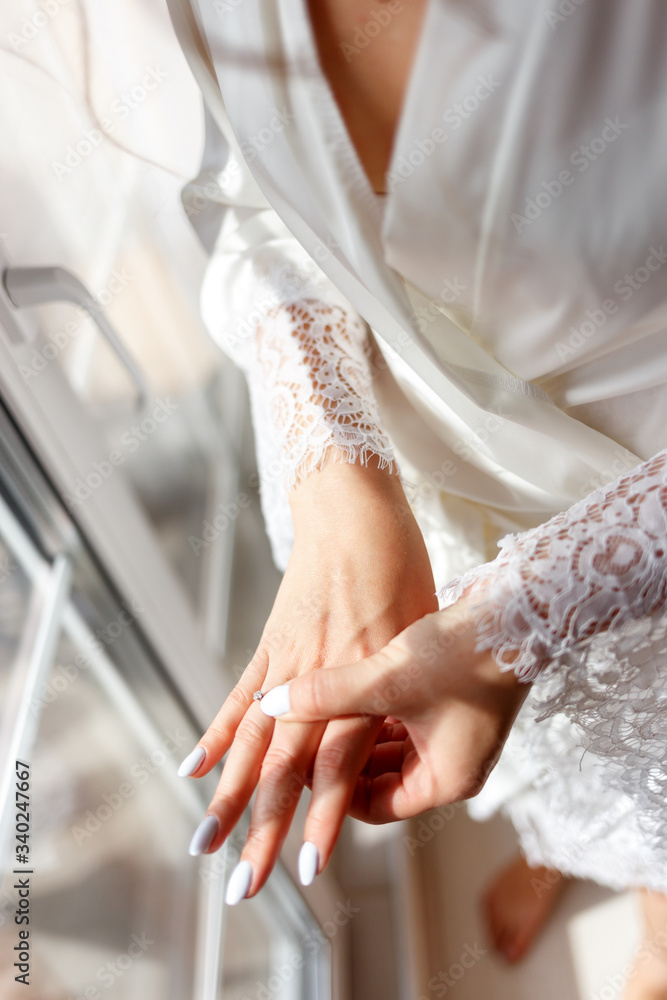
[258,650,399,722]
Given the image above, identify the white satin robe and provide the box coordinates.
[167,0,667,891]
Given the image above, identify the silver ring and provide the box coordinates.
[252,690,264,702]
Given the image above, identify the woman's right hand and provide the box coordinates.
[180,450,438,898]
[259,597,531,823]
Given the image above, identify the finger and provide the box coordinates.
[259,645,407,722]
[375,721,409,744]
[298,715,384,883]
[348,750,435,824]
[230,719,326,900]
[179,649,268,777]
[199,704,275,853]
[361,739,410,779]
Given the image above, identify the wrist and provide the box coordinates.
[288,446,408,537]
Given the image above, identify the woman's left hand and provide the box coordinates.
[260,597,530,823]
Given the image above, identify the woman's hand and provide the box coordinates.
[180,450,438,899]
[259,597,530,823]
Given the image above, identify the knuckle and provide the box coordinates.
[209,790,240,819]
[234,714,269,750]
[204,718,229,745]
[244,821,276,850]
[314,743,356,782]
[261,746,301,782]
[226,685,252,715]
[302,671,327,718]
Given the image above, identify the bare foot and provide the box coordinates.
[482,853,571,963]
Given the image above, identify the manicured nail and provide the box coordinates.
[259,683,291,718]
[298,841,319,886]
[188,814,219,856]
[225,860,253,905]
[178,746,206,778]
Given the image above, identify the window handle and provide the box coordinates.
[2,265,149,413]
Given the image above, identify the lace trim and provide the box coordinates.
[440,449,667,862]
[205,249,397,568]
[439,449,667,682]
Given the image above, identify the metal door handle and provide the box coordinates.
[2,265,149,412]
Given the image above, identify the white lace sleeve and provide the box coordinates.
[440,448,667,683]
[200,222,396,570]
[442,450,667,872]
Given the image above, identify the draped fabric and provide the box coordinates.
[168,0,667,890]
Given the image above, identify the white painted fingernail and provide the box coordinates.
[178,746,206,777]
[226,860,253,905]
[298,841,319,886]
[259,683,291,718]
[188,814,219,856]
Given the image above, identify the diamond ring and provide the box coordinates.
[252,690,264,702]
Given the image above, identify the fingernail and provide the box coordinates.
[259,683,291,718]
[298,841,319,886]
[225,860,253,905]
[188,814,219,856]
[178,745,206,778]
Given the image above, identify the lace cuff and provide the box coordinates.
[201,243,396,568]
[439,449,667,682]
[249,297,396,492]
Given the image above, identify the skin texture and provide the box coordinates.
[184,0,528,898]
[305,0,430,193]
[262,598,530,824]
[191,451,439,894]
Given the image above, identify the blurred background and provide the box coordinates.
[0,1,644,997]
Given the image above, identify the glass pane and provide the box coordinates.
[0,534,32,697]
[224,900,301,1000]
[0,625,206,999]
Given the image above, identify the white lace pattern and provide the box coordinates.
[203,248,396,569]
[440,449,667,682]
[441,449,667,883]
